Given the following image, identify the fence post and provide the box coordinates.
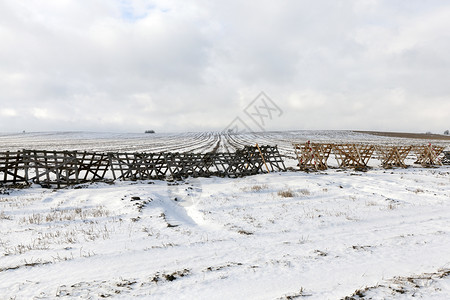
[256,143,270,173]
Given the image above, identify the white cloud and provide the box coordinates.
[31,108,49,119]
[0,108,17,117]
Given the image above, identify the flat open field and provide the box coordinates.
[355,130,450,141]
[1,131,449,299]
[1,130,449,167]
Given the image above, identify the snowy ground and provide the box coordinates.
[1,166,450,299]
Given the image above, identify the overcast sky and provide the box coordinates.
[1,0,449,133]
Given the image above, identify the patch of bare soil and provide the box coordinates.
[342,268,450,300]
[354,131,450,141]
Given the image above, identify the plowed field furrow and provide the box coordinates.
[185,133,219,153]
[223,134,244,151]
[218,133,229,153]
[0,131,448,165]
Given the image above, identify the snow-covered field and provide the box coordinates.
[1,130,448,159]
[1,131,450,299]
[1,168,449,299]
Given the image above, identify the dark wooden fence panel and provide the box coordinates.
[108,145,286,181]
[0,151,27,184]
[257,145,286,172]
[443,151,450,165]
[108,152,172,180]
[22,150,110,188]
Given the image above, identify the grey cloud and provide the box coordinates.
[0,0,449,133]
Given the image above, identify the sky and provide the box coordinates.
[0,0,449,133]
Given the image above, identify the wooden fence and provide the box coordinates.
[1,143,447,188]
[109,145,285,180]
[23,150,110,188]
[0,150,110,188]
[0,145,285,187]
[293,143,447,170]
